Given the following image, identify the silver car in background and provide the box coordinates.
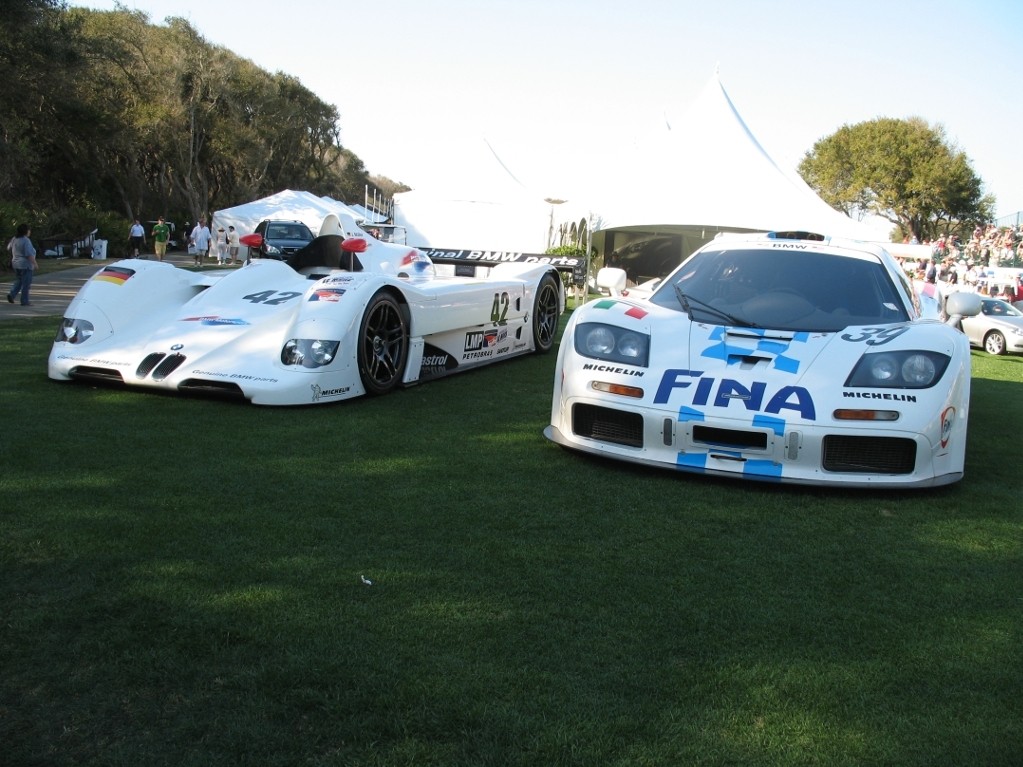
[961,298,1023,355]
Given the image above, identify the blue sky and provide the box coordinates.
[71,0,1023,218]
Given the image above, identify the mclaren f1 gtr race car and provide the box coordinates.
[544,232,982,488]
[49,214,564,406]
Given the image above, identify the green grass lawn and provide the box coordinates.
[1,316,1021,766]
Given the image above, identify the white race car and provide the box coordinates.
[545,232,981,488]
[49,214,563,405]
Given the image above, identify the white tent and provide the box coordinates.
[588,73,892,280]
[212,189,364,238]
[392,138,557,254]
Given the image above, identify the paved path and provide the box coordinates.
[0,250,224,320]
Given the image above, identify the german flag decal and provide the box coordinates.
[93,266,135,285]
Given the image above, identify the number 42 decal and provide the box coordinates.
[243,290,303,306]
[490,291,510,324]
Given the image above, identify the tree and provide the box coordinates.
[2,3,407,237]
[798,117,995,242]
[0,0,89,203]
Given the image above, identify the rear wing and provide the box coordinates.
[418,247,584,281]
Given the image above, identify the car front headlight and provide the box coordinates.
[54,318,95,345]
[264,243,281,255]
[845,350,950,389]
[281,339,341,368]
[574,322,649,367]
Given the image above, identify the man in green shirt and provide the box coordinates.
[151,217,171,261]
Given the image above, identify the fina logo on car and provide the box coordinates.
[654,369,816,420]
[463,328,507,360]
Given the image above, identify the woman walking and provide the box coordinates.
[6,224,37,306]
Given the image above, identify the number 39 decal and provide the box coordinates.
[840,327,908,345]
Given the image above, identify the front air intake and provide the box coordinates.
[177,379,246,399]
[572,404,643,448]
[822,436,916,474]
[69,366,125,384]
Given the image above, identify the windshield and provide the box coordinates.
[267,224,313,241]
[649,247,910,331]
[980,299,1022,317]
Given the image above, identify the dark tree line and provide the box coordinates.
[0,0,404,235]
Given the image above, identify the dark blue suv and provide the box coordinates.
[249,219,315,261]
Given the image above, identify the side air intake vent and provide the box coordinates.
[152,353,186,381]
[136,353,166,379]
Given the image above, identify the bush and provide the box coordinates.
[0,199,131,258]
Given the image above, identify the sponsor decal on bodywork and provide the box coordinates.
[190,368,279,384]
[321,274,356,286]
[940,406,955,448]
[701,326,809,374]
[181,316,250,326]
[310,288,346,302]
[842,391,917,402]
[311,383,351,401]
[463,328,509,360]
[654,369,816,420]
[418,248,581,270]
[582,363,644,377]
[55,353,132,367]
[419,342,459,377]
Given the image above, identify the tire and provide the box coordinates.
[357,292,409,395]
[984,330,1006,355]
[532,273,560,354]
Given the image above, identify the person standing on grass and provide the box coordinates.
[128,218,146,257]
[228,225,240,264]
[6,223,37,306]
[215,227,228,265]
[189,218,212,267]
[151,217,170,262]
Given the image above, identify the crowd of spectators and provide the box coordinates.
[897,223,1023,304]
[960,224,1023,267]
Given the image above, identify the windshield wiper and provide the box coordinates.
[673,285,755,327]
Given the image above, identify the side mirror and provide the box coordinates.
[945,291,982,320]
[239,233,263,248]
[596,267,627,296]
[342,237,368,253]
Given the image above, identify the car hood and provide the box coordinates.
[584,299,961,389]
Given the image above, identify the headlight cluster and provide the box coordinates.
[574,322,649,367]
[281,339,341,368]
[54,318,95,345]
[263,243,281,255]
[845,350,950,389]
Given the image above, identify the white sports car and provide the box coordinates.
[49,214,563,405]
[545,232,981,488]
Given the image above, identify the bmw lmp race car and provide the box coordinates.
[49,214,564,405]
[545,232,983,488]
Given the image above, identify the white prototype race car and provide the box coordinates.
[49,214,564,405]
[545,232,982,488]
